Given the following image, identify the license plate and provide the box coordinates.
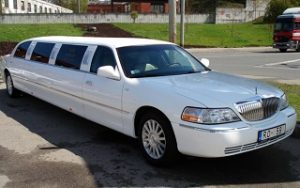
[258,124,286,142]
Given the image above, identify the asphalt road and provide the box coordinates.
[0,48,300,187]
[189,47,300,85]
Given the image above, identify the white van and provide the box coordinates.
[0,36,297,165]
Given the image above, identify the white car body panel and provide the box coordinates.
[1,36,297,158]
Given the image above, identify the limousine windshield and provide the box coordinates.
[117,45,207,78]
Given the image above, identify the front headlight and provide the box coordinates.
[181,107,241,124]
[280,94,289,111]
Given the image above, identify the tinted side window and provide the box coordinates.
[55,44,87,70]
[14,41,31,59]
[30,42,55,64]
[90,46,117,73]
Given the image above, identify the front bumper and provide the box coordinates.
[172,106,297,158]
[273,40,298,49]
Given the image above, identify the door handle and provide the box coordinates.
[85,80,93,86]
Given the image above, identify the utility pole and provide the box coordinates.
[180,0,185,46]
[77,0,80,13]
[169,0,176,43]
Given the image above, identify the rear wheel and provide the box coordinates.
[5,73,19,97]
[138,111,179,166]
[296,43,300,52]
[279,49,287,52]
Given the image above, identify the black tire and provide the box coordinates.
[279,49,287,52]
[5,73,19,97]
[296,44,300,52]
[138,111,179,166]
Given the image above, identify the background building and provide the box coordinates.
[87,0,172,14]
[1,0,73,14]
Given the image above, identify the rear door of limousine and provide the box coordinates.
[26,42,87,115]
[9,41,35,93]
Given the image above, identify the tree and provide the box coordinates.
[130,11,138,23]
[264,0,300,23]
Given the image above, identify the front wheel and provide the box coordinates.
[138,112,179,166]
[5,73,19,97]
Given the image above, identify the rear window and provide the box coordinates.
[14,41,31,59]
[31,42,55,64]
[55,44,87,70]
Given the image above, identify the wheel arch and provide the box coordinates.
[134,106,173,137]
[3,69,10,82]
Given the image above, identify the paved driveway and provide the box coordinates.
[0,48,300,187]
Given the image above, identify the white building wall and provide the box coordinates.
[0,14,213,24]
[1,0,73,14]
[216,0,271,24]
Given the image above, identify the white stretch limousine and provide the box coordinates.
[0,37,297,165]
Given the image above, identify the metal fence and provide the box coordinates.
[0,13,214,24]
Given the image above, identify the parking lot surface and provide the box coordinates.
[190,47,300,85]
[0,48,300,187]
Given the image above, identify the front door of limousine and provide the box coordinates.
[82,46,124,132]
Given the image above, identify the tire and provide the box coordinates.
[296,43,300,52]
[138,111,179,166]
[279,49,287,52]
[5,73,19,97]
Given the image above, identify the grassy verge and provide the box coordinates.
[114,23,274,48]
[0,23,273,47]
[0,24,83,42]
[270,83,300,122]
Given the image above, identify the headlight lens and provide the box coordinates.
[181,107,240,124]
[280,94,289,111]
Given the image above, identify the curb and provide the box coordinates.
[186,46,272,53]
[292,122,300,138]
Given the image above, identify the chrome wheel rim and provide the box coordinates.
[6,76,13,95]
[142,119,166,159]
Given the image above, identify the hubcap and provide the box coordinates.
[142,119,166,159]
[6,76,13,95]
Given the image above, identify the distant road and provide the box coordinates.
[189,47,300,85]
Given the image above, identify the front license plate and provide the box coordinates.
[258,124,286,142]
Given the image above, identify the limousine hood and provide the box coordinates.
[145,71,283,108]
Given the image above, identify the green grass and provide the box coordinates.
[0,24,83,42]
[0,23,274,47]
[270,83,300,122]
[114,23,274,48]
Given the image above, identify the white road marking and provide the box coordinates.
[262,59,300,66]
[255,66,300,71]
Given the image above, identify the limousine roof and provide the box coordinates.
[28,36,173,48]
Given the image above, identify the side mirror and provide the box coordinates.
[97,66,121,80]
[200,58,210,68]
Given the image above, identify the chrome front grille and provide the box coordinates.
[235,97,280,121]
[262,97,280,119]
